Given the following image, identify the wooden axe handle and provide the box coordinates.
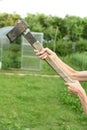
[23,31,74,82]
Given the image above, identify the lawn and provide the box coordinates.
[0,53,87,130]
[0,73,87,130]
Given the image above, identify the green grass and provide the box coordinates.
[0,52,87,129]
[0,74,87,130]
[0,60,57,75]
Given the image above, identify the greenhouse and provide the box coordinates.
[0,26,43,70]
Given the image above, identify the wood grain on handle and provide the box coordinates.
[32,41,74,82]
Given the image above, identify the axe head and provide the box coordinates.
[7,20,28,42]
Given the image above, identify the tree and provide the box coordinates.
[0,13,21,27]
[64,15,84,41]
[82,17,87,39]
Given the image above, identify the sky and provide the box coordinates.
[0,0,87,18]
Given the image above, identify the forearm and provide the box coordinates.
[53,54,76,79]
[74,71,87,81]
[35,48,87,81]
[78,90,87,115]
[53,54,87,81]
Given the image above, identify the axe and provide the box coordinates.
[6,20,74,82]
[7,22,87,116]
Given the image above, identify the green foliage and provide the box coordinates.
[82,17,87,39]
[59,87,83,114]
[0,12,87,43]
[68,52,87,70]
[75,38,87,52]
[1,13,87,69]
[0,13,21,27]
[2,44,21,69]
[64,15,84,41]
[24,14,87,42]
[44,38,87,56]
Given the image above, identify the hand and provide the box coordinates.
[34,48,56,60]
[65,80,84,95]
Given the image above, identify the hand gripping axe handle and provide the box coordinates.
[6,20,74,82]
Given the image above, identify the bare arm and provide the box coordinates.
[66,81,87,115]
[34,48,87,81]
[34,48,87,115]
[54,54,87,81]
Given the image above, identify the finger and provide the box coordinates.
[39,48,47,55]
[39,53,47,60]
[34,49,39,53]
[34,49,39,55]
[34,50,41,56]
[45,48,55,55]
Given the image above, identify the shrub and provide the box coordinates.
[43,38,87,56]
[69,52,87,70]
[2,44,21,69]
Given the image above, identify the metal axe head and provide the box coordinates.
[6,20,28,42]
